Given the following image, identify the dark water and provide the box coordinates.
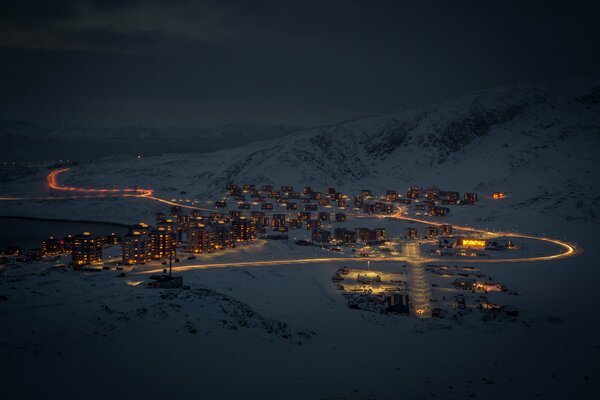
[0,217,128,252]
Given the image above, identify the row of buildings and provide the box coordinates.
[25,232,121,265]
[217,183,478,221]
[329,227,387,244]
[404,224,454,239]
[120,207,261,264]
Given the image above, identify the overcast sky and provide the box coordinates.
[1,0,599,128]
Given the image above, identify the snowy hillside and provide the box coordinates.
[43,75,599,226]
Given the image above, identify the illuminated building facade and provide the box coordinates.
[353,195,364,209]
[374,228,386,240]
[457,237,487,248]
[210,223,235,249]
[298,211,312,222]
[425,226,440,238]
[463,193,478,204]
[404,227,418,239]
[444,191,460,204]
[440,224,453,235]
[232,217,256,242]
[430,206,450,216]
[42,237,63,255]
[149,228,176,260]
[385,190,398,202]
[250,211,265,225]
[122,231,150,264]
[288,218,301,229]
[334,228,357,243]
[72,232,103,266]
[271,214,286,228]
[407,186,422,199]
[188,223,211,253]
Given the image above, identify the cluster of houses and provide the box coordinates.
[2,184,482,266]
[121,206,388,264]
[216,183,478,219]
[217,184,353,211]
[120,206,260,265]
[332,267,410,314]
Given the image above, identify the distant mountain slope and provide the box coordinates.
[0,119,298,140]
[0,119,300,161]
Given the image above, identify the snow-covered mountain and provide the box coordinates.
[49,75,599,224]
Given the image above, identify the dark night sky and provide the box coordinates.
[1,0,599,128]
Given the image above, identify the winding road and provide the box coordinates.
[0,167,579,269]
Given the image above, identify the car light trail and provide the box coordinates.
[47,168,154,196]
[40,168,215,211]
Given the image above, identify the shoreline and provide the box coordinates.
[0,215,129,228]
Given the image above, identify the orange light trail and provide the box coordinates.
[47,168,154,196]
[386,211,577,262]
[41,168,214,211]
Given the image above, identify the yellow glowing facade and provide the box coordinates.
[149,228,176,260]
[459,239,487,247]
[122,231,150,264]
[72,232,103,265]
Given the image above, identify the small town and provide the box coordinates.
[1,4,596,397]
[1,182,527,318]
